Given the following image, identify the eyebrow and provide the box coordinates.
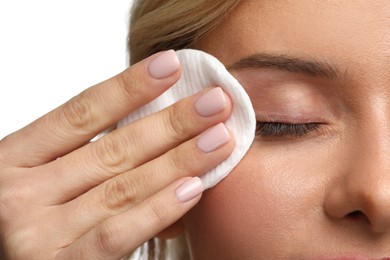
[227,53,341,79]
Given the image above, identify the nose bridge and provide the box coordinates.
[359,99,390,171]
[355,94,390,176]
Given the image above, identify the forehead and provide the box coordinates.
[199,0,390,68]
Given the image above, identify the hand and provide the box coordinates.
[0,50,234,259]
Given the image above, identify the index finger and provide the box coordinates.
[0,50,181,167]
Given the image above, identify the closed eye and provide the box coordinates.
[255,122,321,137]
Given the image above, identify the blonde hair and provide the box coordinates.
[128,0,241,64]
[127,0,241,259]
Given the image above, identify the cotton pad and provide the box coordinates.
[117,49,256,189]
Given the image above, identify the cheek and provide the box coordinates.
[185,140,338,258]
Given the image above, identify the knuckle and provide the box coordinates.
[169,149,191,178]
[166,104,191,140]
[61,92,93,131]
[102,177,137,212]
[7,225,43,258]
[116,70,139,100]
[148,198,170,227]
[94,134,127,170]
[0,182,30,219]
[0,190,12,220]
[95,223,121,255]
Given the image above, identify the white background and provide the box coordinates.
[0,0,133,138]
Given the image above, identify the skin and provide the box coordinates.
[0,51,235,258]
[185,0,390,259]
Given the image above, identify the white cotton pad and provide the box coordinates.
[117,49,256,189]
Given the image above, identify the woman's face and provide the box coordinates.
[184,0,390,258]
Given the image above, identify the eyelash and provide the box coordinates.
[255,122,321,138]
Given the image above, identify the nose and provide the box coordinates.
[324,120,390,233]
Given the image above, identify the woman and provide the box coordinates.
[1,0,389,259]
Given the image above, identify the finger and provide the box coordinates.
[56,177,203,260]
[40,87,232,203]
[60,124,234,232]
[0,50,181,167]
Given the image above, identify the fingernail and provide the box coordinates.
[176,177,204,203]
[194,87,227,117]
[197,123,230,153]
[148,50,180,79]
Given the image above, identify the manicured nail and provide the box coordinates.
[176,177,204,203]
[197,123,230,153]
[148,50,180,79]
[194,87,227,117]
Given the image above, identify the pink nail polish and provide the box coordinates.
[197,123,230,153]
[148,50,180,79]
[194,87,227,117]
[176,177,204,203]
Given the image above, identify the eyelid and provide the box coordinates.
[255,113,323,125]
[255,121,322,138]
